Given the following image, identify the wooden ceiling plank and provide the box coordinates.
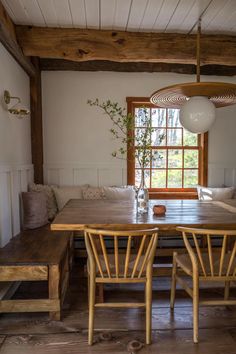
[15,26,236,66]
[20,0,46,27]
[100,0,116,29]
[138,0,163,31]
[85,0,100,29]
[209,0,236,33]
[152,0,180,32]
[165,0,195,33]
[69,0,86,28]
[126,0,149,31]
[201,0,229,32]
[112,0,132,30]
[4,0,31,25]
[177,0,199,33]
[52,0,73,28]
[36,0,58,27]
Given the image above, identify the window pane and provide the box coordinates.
[151,108,166,127]
[152,150,166,168]
[167,109,181,127]
[168,149,183,168]
[135,149,151,168]
[135,128,151,146]
[151,128,166,146]
[152,170,166,188]
[183,129,198,146]
[135,169,150,188]
[167,129,182,146]
[184,150,199,168]
[184,170,198,187]
[167,170,182,188]
[135,107,150,127]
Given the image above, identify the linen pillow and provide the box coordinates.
[53,185,89,210]
[103,186,135,200]
[28,183,58,220]
[22,192,48,230]
[82,187,105,200]
[197,186,234,201]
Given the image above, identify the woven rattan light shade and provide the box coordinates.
[150,82,236,109]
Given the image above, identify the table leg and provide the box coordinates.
[48,264,61,320]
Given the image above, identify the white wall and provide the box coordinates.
[0,44,33,247]
[42,71,236,188]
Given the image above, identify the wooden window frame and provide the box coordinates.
[126,97,208,200]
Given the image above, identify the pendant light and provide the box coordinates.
[150,19,236,134]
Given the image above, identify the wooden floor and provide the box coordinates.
[1,262,236,353]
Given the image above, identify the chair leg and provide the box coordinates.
[145,273,152,345]
[193,274,199,344]
[224,281,230,300]
[88,275,96,345]
[170,252,177,310]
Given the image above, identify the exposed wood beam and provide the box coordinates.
[16,26,236,66]
[30,57,43,184]
[0,2,35,76]
[40,59,236,76]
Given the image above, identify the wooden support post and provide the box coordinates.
[30,57,44,184]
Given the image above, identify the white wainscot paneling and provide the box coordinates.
[44,164,127,187]
[208,165,236,187]
[0,164,33,247]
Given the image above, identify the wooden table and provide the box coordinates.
[51,199,236,233]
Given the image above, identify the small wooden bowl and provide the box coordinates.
[153,204,166,216]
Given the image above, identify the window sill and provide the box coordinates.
[149,191,198,200]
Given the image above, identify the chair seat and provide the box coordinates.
[176,251,236,277]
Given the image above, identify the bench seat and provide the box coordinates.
[0,227,73,320]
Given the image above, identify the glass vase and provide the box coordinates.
[136,172,149,214]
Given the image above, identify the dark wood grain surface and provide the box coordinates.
[51,199,236,232]
[0,228,71,265]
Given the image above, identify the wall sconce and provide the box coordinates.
[4,90,30,118]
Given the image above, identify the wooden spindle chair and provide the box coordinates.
[84,227,158,345]
[170,227,236,343]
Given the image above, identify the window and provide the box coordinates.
[127,98,208,199]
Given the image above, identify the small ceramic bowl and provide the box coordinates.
[153,204,166,215]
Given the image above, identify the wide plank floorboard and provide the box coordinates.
[1,264,236,352]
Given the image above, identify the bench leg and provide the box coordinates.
[49,265,61,320]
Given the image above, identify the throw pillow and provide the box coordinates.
[22,192,48,229]
[103,186,135,200]
[53,185,89,210]
[82,187,105,200]
[28,183,58,220]
[197,186,234,201]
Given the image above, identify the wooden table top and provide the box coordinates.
[51,199,236,233]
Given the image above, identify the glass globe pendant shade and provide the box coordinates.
[180,96,216,134]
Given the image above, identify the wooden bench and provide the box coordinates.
[0,227,73,320]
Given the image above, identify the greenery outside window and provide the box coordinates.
[127,98,208,199]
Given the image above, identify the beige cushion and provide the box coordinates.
[103,186,135,200]
[82,187,105,200]
[28,183,58,220]
[53,185,89,210]
[22,192,48,230]
[197,186,234,201]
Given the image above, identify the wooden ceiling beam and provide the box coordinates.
[16,26,236,66]
[0,3,35,76]
[40,59,236,76]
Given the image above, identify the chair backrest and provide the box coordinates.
[84,228,158,279]
[177,227,236,277]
